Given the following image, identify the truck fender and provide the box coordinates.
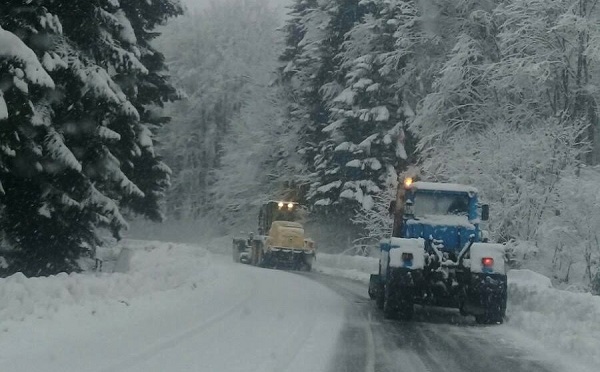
[388,238,425,270]
[469,243,506,274]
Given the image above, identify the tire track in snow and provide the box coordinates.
[364,311,376,372]
[250,308,317,372]
[301,272,377,372]
[96,268,259,372]
[250,270,344,372]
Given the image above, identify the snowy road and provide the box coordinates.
[306,272,591,372]
[0,243,594,372]
[0,247,345,372]
[94,265,346,372]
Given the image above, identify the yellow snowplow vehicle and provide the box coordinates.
[232,201,316,271]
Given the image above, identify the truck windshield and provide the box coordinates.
[412,192,469,217]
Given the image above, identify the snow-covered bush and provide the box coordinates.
[421,120,587,242]
[0,240,213,325]
[351,178,395,254]
[538,167,600,286]
[592,270,600,296]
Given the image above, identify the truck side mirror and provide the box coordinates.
[481,204,489,221]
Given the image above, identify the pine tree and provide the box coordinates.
[279,0,367,212]
[309,0,419,216]
[0,0,182,276]
[279,0,334,181]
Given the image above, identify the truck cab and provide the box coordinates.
[400,181,488,254]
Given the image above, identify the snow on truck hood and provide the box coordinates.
[406,214,476,229]
[271,221,303,228]
[409,181,478,194]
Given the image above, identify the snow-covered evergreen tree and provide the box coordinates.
[279,0,334,179]
[280,0,367,211]
[0,0,182,275]
[309,0,420,217]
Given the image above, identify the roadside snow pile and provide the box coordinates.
[507,269,600,366]
[0,240,214,325]
[204,235,237,254]
[314,253,378,282]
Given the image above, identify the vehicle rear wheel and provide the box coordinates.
[383,286,397,319]
[256,246,263,266]
[383,283,407,319]
[396,288,414,321]
[375,291,384,310]
[475,313,503,324]
[383,282,414,320]
[475,292,506,324]
[302,254,315,272]
[232,245,240,263]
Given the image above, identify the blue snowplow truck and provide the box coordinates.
[368,178,507,324]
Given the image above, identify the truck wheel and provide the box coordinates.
[302,255,315,272]
[303,260,313,272]
[257,247,263,267]
[396,287,414,321]
[383,285,397,319]
[384,287,413,320]
[475,292,506,324]
[475,313,503,324]
[375,289,384,310]
[384,284,414,320]
[232,247,239,263]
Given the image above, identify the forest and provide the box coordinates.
[1,0,599,291]
[157,0,600,290]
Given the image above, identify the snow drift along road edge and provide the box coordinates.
[0,240,215,326]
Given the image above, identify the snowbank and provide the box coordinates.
[0,240,214,326]
[507,269,600,366]
[315,254,600,367]
[314,252,378,282]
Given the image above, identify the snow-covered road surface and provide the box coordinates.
[95,264,345,372]
[0,244,344,372]
[1,241,596,372]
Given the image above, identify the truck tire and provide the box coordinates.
[256,246,263,267]
[302,254,315,272]
[375,288,385,310]
[383,284,397,319]
[475,312,503,324]
[396,287,414,321]
[232,246,239,263]
[475,292,506,324]
[383,285,414,320]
